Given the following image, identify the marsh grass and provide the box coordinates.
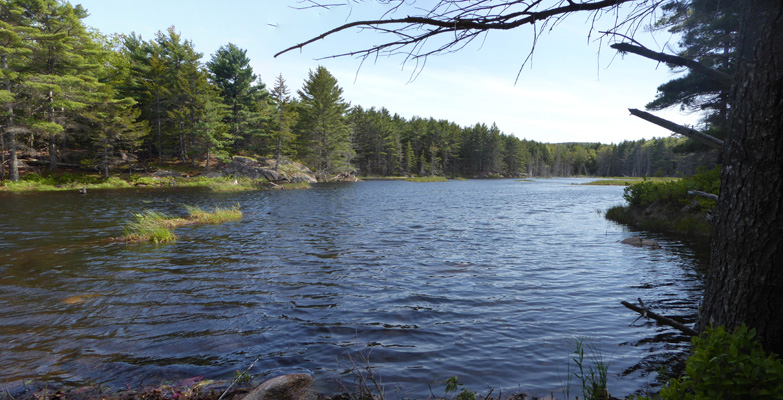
[404,176,448,182]
[270,181,312,190]
[184,205,242,224]
[582,177,680,186]
[122,210,181,243]
[122,205,242,243]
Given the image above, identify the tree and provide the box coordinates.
[646,0,740,138]
[207,43,269,152]
[278,0,783,356]
[0,0,30,181]
[16,0,103,171]
[296,66,351,180]
[269,74,297,171]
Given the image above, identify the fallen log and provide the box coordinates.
[622,298,698,336]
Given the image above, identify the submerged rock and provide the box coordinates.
[620,236,661,249]
[241,374,315,400]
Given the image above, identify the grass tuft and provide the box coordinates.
[121,205,242,243]
[122,210,179,243]
[404,176,448,182]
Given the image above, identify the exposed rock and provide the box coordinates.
[620,236,661,249]
[153,170,184,178]
[241,374,315,400]
[330,172,359,182]
[223,156,317,183]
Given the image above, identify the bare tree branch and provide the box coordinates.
[275,0,639,58]
[611,42,732,87]
[628,108,724,150]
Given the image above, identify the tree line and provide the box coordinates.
[0,0,717,182]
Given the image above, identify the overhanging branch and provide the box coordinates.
[611,42,731,87]
[275,0,635,58]
[628,108,724,150]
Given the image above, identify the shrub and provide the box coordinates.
[656,324,783,400]
[622,166,720,211]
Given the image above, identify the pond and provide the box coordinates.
[0,179,705,398]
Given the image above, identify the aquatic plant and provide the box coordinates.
[122,210,180,243]
[404,176,448,182]
[572,339,610,400]
[184,204,242,224]
[121,205,242,243]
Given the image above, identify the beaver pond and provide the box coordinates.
[0,178,706,398]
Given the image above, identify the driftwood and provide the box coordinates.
[622,298,698,336]
[688,190,719,201]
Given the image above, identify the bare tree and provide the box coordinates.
[278,0,783,356]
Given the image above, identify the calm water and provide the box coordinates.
[0,179,705,398]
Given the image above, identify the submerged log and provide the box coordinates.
[622,298,698,336]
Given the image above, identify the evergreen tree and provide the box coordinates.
[269,74,297,171]
[207,43,268,152]
[0,0,30,181]
[296,66,351,180]
[16,0,103,171]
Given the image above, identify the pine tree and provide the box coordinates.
[269,74,297,171]
[0,0,30,181]
[16,0,104,171]
[207,43,269,153]
[296,66,351,180]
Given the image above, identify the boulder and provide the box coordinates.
[223,156,317,183]
[241,374,315,400]
[153,170,183,178]
[620,236,661,249]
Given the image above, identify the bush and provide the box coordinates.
[623,166,720,211]
[655,324,783,400]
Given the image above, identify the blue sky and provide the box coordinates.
[76,0,697,144]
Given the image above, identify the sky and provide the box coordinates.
[74,0,698,144]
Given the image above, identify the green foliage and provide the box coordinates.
[444,376,477,400]
[572,339,610,400]
[232,369,252,385]
[296,65,352,178]
[653,325,783,400]
[123,210,178,243]
[623,166,720,211]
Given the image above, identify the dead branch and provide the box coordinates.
[611,42,732,87]
[622,299,698,336]
[275,0,638,58]
[688,190,718,201]
[628,108,724,150]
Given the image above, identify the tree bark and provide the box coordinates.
[698,0,783,356]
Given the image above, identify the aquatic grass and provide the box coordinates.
[270,181,312,190]
[404,176,448,182]
[184,204,242,224]
[122,210,180,243]
[582,177,680,186]
[121,205,242,243]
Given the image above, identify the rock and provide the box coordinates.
[223,156,317,183]
[241,374,315,400]
[330,172,359,182]
[153,170,183,178]
[620,236,661,249]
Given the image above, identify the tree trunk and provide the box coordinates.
[698,0,783,356]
